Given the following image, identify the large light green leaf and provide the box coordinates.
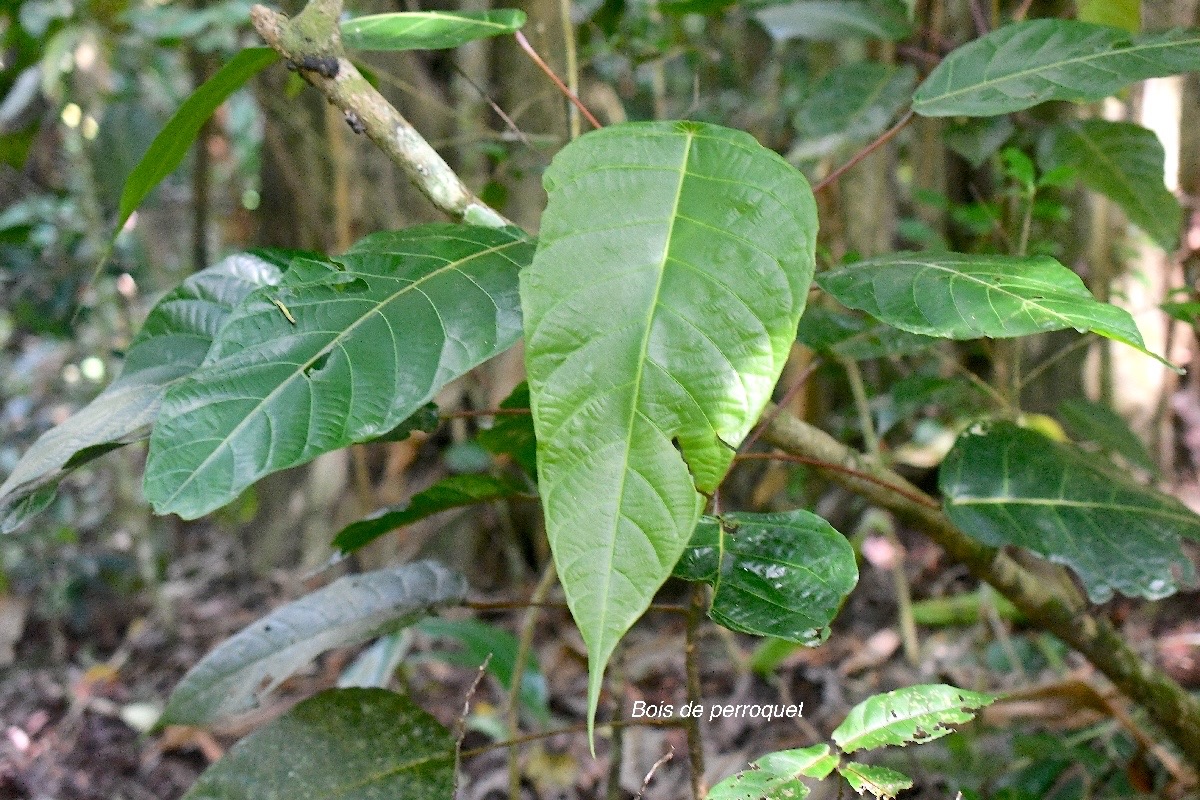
[341,9,526,51]
[832,684,996,753]
[753,0,913,42]
[791,62,916,162]
[144,224,533,519]
[161,561,466,726]
[708,744,839,800]
[673,511,857,643]
[0,254,282,533]
[1078,0,1139,32]
[836,763,913,799]
[1038,120,1182,250]
[521,121,818,736]
[913,20,1200,117]
[940,420,1200,602]
[181,688,455,800]
[118,48,277,234]
[817,252,1175,370]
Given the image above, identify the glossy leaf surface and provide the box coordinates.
[817,252,1172,369]
[941,421,1200,601]
[792,62,916,161]
[837,763,914,799]
[708,744,838,800]
[521,121,818,732]
[0,254,282,532]
[1038,120,1181,250]
[674,511,857,643]
[341,9,526,51]
[145,224,532,519]
[181,688,454,800]
[754,1,913,42]
[832,684,996,753]
[334,473,527,553]
[161,561,466,726]
[913,20,1200,117]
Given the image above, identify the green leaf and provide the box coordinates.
[521,121,818,737]
[708,744,838,800]
[144,224,533,519]
[913,20,1200,117]
[673,511,858,644]
[0,253,282,532]
[1058,397,1156,474]
[181,688,455,800]
[160,561,466,726]
[837,763,914,798]
[940,420,1200,602]
[754,0,913,42]
[1038,120,1182,250]
[1078,0,1139,32]
[832,684,997,753]
[333,473,528,554]
[341,9,526,51]
[796,307,937,360]
[791,62,916,161]
[817,252,1177,371]
[476,382,537,476]
[118,48,277,234]
[943,117,1015,169]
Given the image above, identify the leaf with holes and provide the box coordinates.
[144,224,533,519]
[708,744,839,800]
[1038,120,1182,250]
[941,420,1200,602]
[673,511,857,644]
[837,763,913,799]
[181,688,455,799]
[913,20,1200,117]
[341,9,526,51]
[754,0,913,42]
[521,120,818,737]
[0,253,282,532]
[791,62,916,162]
[816,252,1177,371]
[161,561,466,726]
[832,684,996,753]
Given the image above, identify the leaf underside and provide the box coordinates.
[753,0,913,42]
[832,684,997,754]
[144,224,533,519]
[340,9,526,51]
[837,762,914,799]
[940,421,1200,602]
[521,120,818,736]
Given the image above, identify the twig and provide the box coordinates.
[460,718,687,760]
[558,0,581,139]
[684,584,707,800]
[1012,0,1036,22]
[440,407,531,420]
[734,452,941,511]
[453,656,492,797]
[1018,334,1095,392]
[969,0,990,35]
[813,110,914,196]
[514,30,602,130]
[840,356,880,459]
[634,748,675,800]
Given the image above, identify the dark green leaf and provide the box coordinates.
[943,117,1015,169]
[341,9,526,51]
[940,420,1200,601]
[1058,397,1156,474]
[1078,0,1139,32]
[333,474,528,554]
[837,763,914,799]
[118,48,277,233]
[181,688,455,800]
[161,561,466,726]
[1162,300,1200,323]
[0,253,282,532]
[476,382,537,476]
[754,0,913,42]
[791,62,915,161]
[832,684,996,753]
[913,20,1200,117]
[796,307,937,360]
[817,252,1176,370]
[658,0,738,14]
[674,511,858,644]
[1038,120,1182,250]
[145,224,533,519]
[708,744,838,800]
[370,403,440,443]
[522,121,818,735]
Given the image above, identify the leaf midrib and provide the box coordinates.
[949,494,1197,521]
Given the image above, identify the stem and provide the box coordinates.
[840,356,880,459]
[460,718,687,760]
[734,452,940,510]
[685,583,707,799]
[814,110,914,195]
[558,0,581,140]
[508,561,558,800]
[514,31,601,130]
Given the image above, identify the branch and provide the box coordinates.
[761,406,1200,774]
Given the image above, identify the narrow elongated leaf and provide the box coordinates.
[940,421,1200,601]
[792,62,916,161]
[913,20,1200,117]
[708,744,838,800]
[1058,397,1156,474]
[796,307,936,360]
[817,252,1176,370]
[341,9,526,51]
[1078,0,1139,32]
[522,121,818,736]
[181,688,455,800]
[837,763,913,798]
[754,1,913,42]
[118,48,277,233]
[333,473,528,554]
[673,511,858,644]
[0,254,281,532]
[832,684,996,753]
[1038,120,1182,250]
[145,224,533,519]
[161,561,466,726]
